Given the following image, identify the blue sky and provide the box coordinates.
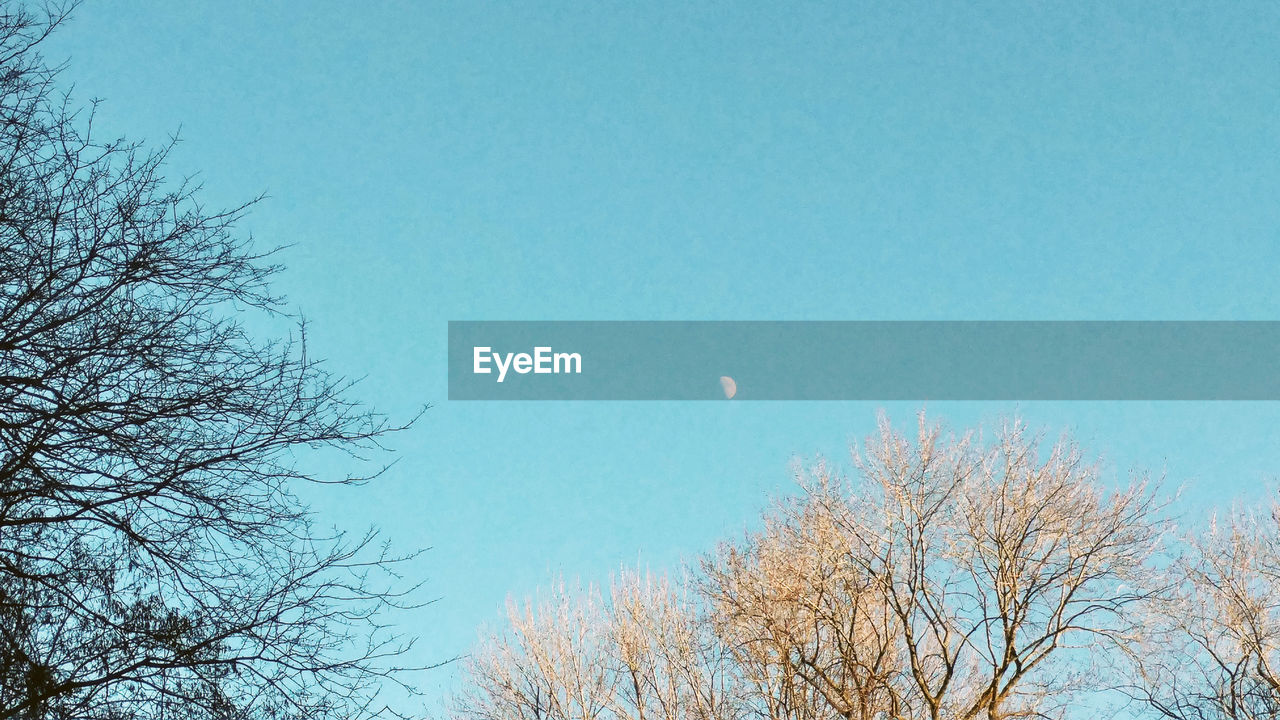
[48,0,1280,704]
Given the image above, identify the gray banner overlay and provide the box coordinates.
[448,321,1280,400]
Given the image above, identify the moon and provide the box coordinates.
[719,375,737,400]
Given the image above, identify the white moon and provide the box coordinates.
[719,376,737,399]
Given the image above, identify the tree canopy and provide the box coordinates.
[449,416,1280,720]
[0,4,423,718]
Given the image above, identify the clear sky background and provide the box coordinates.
[46,0,1280,707]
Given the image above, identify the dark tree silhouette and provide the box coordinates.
[0,4,425,718]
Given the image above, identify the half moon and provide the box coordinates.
[719,376,737,400]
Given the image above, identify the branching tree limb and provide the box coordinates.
[0,5,428,718]
[451,414,1167,720]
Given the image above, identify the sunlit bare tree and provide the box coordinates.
[452,573,737,720]
[450,415,1167,720]
[609,571,736,720]
[1128,501,1280,720]
[702,474,902,720]
[827,415,1165,720]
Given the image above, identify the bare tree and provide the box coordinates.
[1128,501,1280,720]
[450,415,1166,720]
[0,4,425,718]
[702,474,902,720]
[455,581,614,720]
[827,415,1165,720]
[608,572,736,720]
[452,573,737,720]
